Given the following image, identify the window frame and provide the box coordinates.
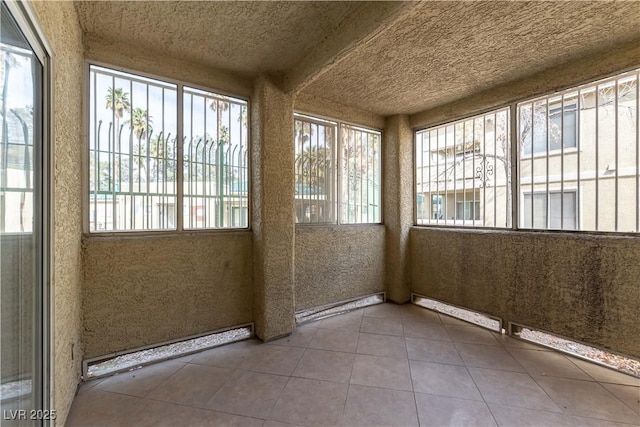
[294,111,383,226]
[84,61,251,235]
[414,66,640,236]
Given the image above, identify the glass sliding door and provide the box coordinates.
[1,2,49,425]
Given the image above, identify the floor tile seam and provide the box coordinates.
[289,371,352,385]
[349,378,413,394]
[450,340,510,349]
[533,374,640,421]
[463,363,545,376]
[452,341,529,373]
[462,363,492,407]
[527,370,590,417]
[402,333,453,343]
[358,329,404,338]
[139,361,192,398]
[486,402,638,426]
[404,343,422,427]
[142,392,272,422]
[497,377,640,427]
[355,349,409,360]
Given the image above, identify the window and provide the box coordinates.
[518,69,639,232]
[523,102,577,155]
[294,113,381,224]
[88,65,248,232]
[415,108,511,227]
[415,67,640,233]
[523,191,577,230]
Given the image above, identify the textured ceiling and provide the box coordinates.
[302,1,640,115]
[74,1,362,78]
[75,1,640,116]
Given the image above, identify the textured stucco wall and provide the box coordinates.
[411,228,640,358]
[30,1,84,425]
[410,39,640,129]
[294,92,385,130]
[295,226,385,310]
[82,233,253,358]
[83,35,252,99]
[384,115,413,303]
[251,76,296,340]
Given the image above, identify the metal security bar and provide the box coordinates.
[89,65,177,231]
[340,123,382,224]
[415,108,511,227]
[294,114,337,224]
[518,69,640,232]
[183,88,248,229]
[89,65,249,232]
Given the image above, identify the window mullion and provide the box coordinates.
[177,84,184,231]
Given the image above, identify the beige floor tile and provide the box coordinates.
[341,384,418,427]
[535,376,640,424]
[507,348,593,380]
[410,360,482,401]
[94,360,185,397]
[570,358,640,386]
[297,320,322,329]
[601,383,640,414]
[406,337,464,365]
[438,314,471,326]
[308,328,359,353]
[190,339,260,369]
[270,377,348,426]
[363,303,404,319]
[488,403,636,427]
[360,316,404,336]
[292,348,355,383]
[146,363,233,408]
[318,313,363,332]
[415,393,497,427]
[401,305,442,323]
[350,354,413,391]
[444,325,500,346]
[456,343,526,372]
[356,333,407,358]
[402,319,451,341]
[267,327,317,348]
[66,389,144,427]
[468,367,561,412]
[491,333,552,351]
[172,407,266,427]
[207,370,288,419]
[263,421,305,427]
[240,344,305,376]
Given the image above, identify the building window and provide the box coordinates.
[415,67,640,233]
[415,108,511,227]
[518,69,639,232]
[523,191,577,230]
[88,65,248,232]
[294,113,381,224]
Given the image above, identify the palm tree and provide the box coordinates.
[209,98,230,143]
[105,87,130,193]
[127,108,153,140]
[105,88,130,124]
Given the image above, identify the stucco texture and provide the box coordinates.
[82,233,253,358]
[295,226,385,310]
[411,228,640,359]
[251,76,296,340]
[384,115,414,303]
[304,1,640,116]
[31,1,84,425]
